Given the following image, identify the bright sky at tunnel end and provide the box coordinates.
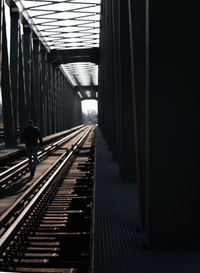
[82,99,98,115]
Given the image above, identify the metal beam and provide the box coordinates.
[48,48,99,65]
[1,6,15,147]
[18,25,27,137]
[81,97,98,101]
[10,5,19,145]
[33,35,40,125]
[23,24,32,121]
[40,45,46,135]
[74,85,98,93]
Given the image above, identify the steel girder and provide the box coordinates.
[100,0,200,252]
[0,1,83,147]
[1,1,15,147]
[98,0,137,175]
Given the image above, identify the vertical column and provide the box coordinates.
[65,79,69,128]
[67,81,70,128]
[100,0,111,143]
[98,0,118,160]
[58,71,61,131]
[33,35,40,126]
[54,67,58,132]
[43,48,47,135]
[51,64,56,133]
[128,0,147,228]
[61,75,63,129]
[42,45,47,135]
[63,75,66,129]
[61,74,64,130]
[118,0,138,181]
[72,94,81,126]
[68,86,73,128]
[1,5,15,147]
[111,0,120,161]
[67,81,71,128]
[0,0,2,77]
[56,69,59,132]
[58,69,63,131]
[40,44,46,135]
[71,92,76,127]
[0,0,3,132]
[30,33,36,124]
[68,83,72,128]
[47,62,52,135]
[49,63,54,134]
[45,54,50,135]
[22,22,31,121]
[78,96,82,124]
[146,1,200,249]
[58,70,61,131]
[99,0,138,181]
[18,23,27,136]
[61,72,64,130]
[10,4,19,145]
[106,0,118,160]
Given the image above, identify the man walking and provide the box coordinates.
[22,120,43,179]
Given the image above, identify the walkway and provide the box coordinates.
[94,127,200,273]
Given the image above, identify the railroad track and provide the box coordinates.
[0,125,90,220]
[0,125,85,170]
[0,125,96,273]
[0,125,86,190]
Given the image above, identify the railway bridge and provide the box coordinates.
[0,0,200,272]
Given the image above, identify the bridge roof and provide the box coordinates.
[15,0,101,50]
[13,0,101,100]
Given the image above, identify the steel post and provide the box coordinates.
[10,6,19,145]
[1,7,15,147]
[18,24,27,137]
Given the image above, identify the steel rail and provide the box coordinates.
[0,126,92,254]
[0,126,90,229]
[0,125,85,178]
[0,126,87,188]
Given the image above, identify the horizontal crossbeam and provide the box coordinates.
[74,85,98,92]
[48,48,99,65]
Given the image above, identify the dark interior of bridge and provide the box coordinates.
[1,0,200,272]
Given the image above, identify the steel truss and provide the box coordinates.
[15,0,100,99]
[0,0,82,147]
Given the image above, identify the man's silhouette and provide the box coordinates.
[22,120,43,178]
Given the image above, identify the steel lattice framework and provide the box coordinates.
[15,0,100,94]
[16,0,100,49]
[15,0,101,50]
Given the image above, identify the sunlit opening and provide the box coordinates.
[81,99,98,124]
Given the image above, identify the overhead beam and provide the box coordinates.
[74,85,98,93]
[48,48,99,65]
[81,97,98,101]
[6,0,49,50]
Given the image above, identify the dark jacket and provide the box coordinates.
[22,125,43,146]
